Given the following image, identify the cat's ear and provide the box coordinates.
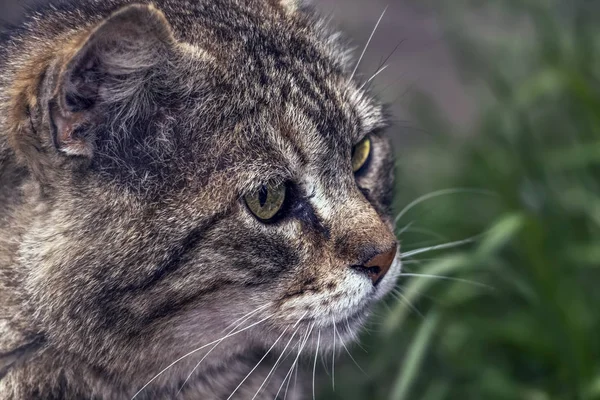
[50,4,175,157]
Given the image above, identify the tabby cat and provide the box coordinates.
[0,0,400,398]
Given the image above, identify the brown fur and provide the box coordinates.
[0,0,400,398]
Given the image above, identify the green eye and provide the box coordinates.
[351,136,371,172]
[244,183,286,221]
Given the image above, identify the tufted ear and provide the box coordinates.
[50,4,175,157]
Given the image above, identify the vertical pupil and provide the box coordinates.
[258,186,268,207]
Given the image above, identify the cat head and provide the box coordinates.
[5,0,399,386]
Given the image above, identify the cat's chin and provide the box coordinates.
[265,296,379,354]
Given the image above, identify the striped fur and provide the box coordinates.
[0,1,399,398]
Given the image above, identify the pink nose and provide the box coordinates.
[352,246,397,285]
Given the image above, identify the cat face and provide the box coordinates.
[7,0,399,383]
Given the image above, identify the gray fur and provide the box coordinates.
[0,0,399,398]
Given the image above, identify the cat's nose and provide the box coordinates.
[351,245,397,286]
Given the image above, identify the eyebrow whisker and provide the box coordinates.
[348,6,388,84]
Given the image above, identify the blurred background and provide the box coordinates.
[3,0,599,399]
[319,1,600,400]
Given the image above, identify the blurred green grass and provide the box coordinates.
[320,0,600,399]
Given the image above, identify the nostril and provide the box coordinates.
[351,245,397,286]
[350,264,382,284]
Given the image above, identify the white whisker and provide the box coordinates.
[332,320,336,391]
[358,64,389,91]
[276,323,314,400]
[391,289,423,318]
[346,317,367,353]
[312,330,321,400]
[401,235,480,259]
[130,311,273,399]
[226,322,293,400]
[396,220,414,237]
[293,346,301,394]
[283,367,293,400]
[250,313,307,400]
[394,188,495,226]
[362,39,405,92]
[274,329,306,400]
[319,352,330,377]
[401,273,493,289]
[337,328,369,377]
[398,226,448,241]
[401,259,430,265]
[348,6,388,83]
[404,239,446,251]
[176,304,270,395]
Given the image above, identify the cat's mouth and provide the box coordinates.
[275,294,375,347]
[274,254,401,342]
[282,302,370,328]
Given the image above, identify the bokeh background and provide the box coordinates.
[2,1,599,399]
[320,1,600,400]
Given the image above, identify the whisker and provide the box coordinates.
[283,366,293,400]
[401,259,441,265]
[293,351,300,394]
[277,359,295,400]
[130,311,273,399]
[320,351,330,377]
[250,314,307,400]
[226,321,295,400]
[359,320,386,335]
[358,64,389,91]
[379,39,404,69]
[401,235,481,259]
[396,220,414,237]
[345,317,367,353]
[394,188,495,226]
[276,324,314,400]
[401,273,493,290]
[337,328,369,378]
[391,289,423,318]
[287,359,301,400]
[332,320,336,391]
[363,39,405,92]
[273,328,309,400]
[348,6,388,83]
[398,226,448,242]
[274,335,303,400]
[404,239,447,252]
[176,304,270,395]
[312,330,321,400]
[390,282,442,305]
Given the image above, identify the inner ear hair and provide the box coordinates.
[50,3,176,157]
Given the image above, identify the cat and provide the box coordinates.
[0,0,400,398]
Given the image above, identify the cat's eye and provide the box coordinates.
[245,183,287,222]
[351,136,371,173]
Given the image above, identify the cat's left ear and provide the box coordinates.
[50,4,175,157]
